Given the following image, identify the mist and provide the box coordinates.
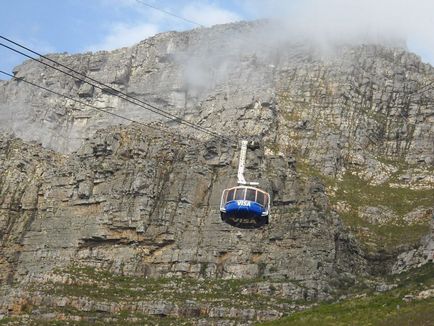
[175,0,434,95]
[243,0,434,64]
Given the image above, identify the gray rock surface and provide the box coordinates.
[0,20,433,324]
[393,216,434,274]
[1,22,433,173]
[0,126,365,292]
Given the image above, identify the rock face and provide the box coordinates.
[0,21,433,324]
[0,126,364,295]
[1,22,433,168]
[393,216,434,274]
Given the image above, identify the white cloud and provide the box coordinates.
[86,23,159,52]
[85,1,243,52]
[241,0,434,64]
[181,3,242,27]
[82,0,434,64]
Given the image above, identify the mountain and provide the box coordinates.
[0,21,433,325]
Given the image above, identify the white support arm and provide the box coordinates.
[237,140,259,186]
[237,140,247,185]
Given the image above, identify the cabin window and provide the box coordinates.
[264,194,269,208]
[256,191,265,206]
[226,188,235,202]
[222,190,227,202]
[246,188,256,201]
[234,188,245,200]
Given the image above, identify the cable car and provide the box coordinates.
[220,140,271,225]
[220,186,270,223]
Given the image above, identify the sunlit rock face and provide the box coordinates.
[1,21,432,167]
[0,126,365,299]
[0,20,433,324]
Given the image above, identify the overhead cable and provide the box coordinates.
[135,0,205,28]
[0,69,201,144]
[0,37,234,143]
[0,38,227,141]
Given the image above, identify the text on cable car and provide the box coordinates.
[237,200,251,207]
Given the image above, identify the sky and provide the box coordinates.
[1,0,434,78]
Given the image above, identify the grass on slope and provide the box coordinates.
[332,172,433,250]
[259,263,434,326]
[296,159,433,251]
[0,312,190,326]
[43,266,269,307]
[3,265,304,325]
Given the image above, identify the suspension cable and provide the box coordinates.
[0,36,236,144]
[0,69,208,145]
[135,0,205,28]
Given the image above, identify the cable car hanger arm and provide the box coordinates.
[237,140,259,186]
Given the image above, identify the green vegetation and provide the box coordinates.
[24,311,192,326]
[260,296,434,326]
[0,318,14,325]
[296,158,433,251]
[259,263,434,326]
[332,172,432,250]
[38,266,293,311]
[3,265,311,325]
[3,264,433,325]
[332,172,433,216]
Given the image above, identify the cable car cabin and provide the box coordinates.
[220,186,270,223]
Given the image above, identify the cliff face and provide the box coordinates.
[0,126,364,293]
[2,22,433,167]
[0,21,433,324]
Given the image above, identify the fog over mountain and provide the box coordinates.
[243,0,434,64]
[0,17,433,325]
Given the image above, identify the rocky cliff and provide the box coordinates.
[0,21,433,325]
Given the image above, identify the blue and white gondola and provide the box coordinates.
[220,186,270,223]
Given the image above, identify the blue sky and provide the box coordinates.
[0,0,255,75]
[1,0,434,78]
